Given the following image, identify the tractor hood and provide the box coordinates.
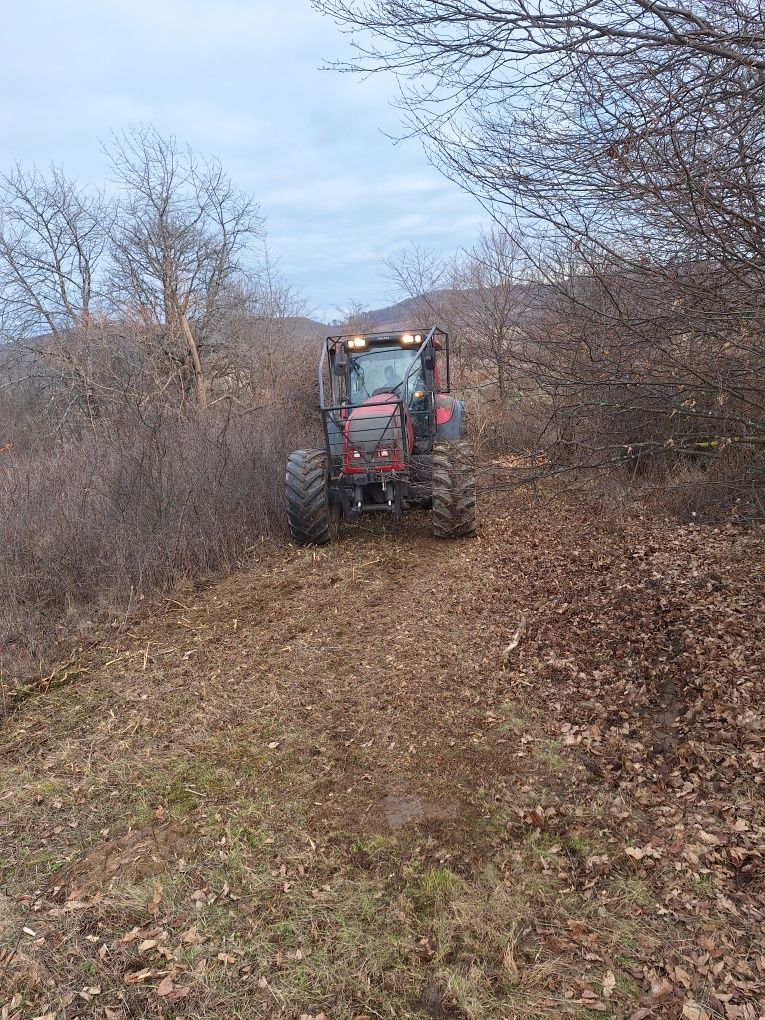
[344,393,403,454]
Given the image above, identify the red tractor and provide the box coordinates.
[286,326,476,543]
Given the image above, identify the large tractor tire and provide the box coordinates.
[285,449,338,545]
[431,439,477,539]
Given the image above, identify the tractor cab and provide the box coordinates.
[285,326,475,544]
[324,330,446,453]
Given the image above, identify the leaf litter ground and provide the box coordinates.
[1,480,763,1019]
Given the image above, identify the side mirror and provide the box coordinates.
[423,350,436,371]
[332,348,347,376]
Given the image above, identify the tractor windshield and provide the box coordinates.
[348,345,423,403]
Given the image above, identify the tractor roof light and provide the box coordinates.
[401,333,416,345]
[347,336,367,350]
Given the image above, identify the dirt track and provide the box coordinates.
[1,482,764,1019]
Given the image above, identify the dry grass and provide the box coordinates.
[0,396,317,691]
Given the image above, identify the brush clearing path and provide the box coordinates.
[1,484,764,1019]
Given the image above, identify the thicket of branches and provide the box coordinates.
[318,0,765,517]
[0,129,321,689]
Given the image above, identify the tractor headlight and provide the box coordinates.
[401,333,416,345]
[347,336,367,350]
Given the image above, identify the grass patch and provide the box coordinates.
[536,739,567,771]
[129,753,251,825]
[350,834,400,867]
[412,866,461,915]
[612,875,655,908]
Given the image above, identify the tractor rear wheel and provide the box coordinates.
[431,439,477,539]
[285,449,338,545]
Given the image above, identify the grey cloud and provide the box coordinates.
[1,0,487,317]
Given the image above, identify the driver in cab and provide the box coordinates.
[384,361,427,440]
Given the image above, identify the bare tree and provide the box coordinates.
[107,126,264,407]
[451,227,544,399]
[383,243,473,371]
[314,1,765,260]
[331,300,378,333]
[317,0,765,511]
[0,165,114,426]
[212,247,314,395]
[0,164,109,340]
[384,243,448,315]
[247,246,311,389]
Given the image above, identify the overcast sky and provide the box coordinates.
[0,0,486,319]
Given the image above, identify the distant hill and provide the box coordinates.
[321,290,465,334]
[0,284,552,359]
[280,315,327,340]
[358,290,456,330]
[323,283,553,334]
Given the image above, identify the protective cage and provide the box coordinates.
[321,397,414,516]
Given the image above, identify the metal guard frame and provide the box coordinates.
[318,326,449,408]
[321,398,409,480]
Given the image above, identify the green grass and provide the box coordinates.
[412,867,461,915]
[691,872,714,894]
[536,739,567,771]
[350,833,400,865]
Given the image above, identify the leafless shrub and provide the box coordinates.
[0,393,317,689]
[473,397,550,460]
[649,447,765,524]
[0,131,330,696]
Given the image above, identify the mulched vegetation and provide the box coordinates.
[482,481,765,1020]
[0,477,763,1019]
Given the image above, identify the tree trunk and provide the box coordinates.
[180,315,208,407]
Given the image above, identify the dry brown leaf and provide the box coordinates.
[625,846,646,860]
[155,975,174,997]
[147,885,163,917]
[648,978,674,1004]
[123,968,153,985]
[674,966,692,988]
[682,1002,711,1020]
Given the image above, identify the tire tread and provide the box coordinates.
[431,439,477,539]
[285,449,336,545]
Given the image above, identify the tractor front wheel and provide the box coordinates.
[432,439,477,539]
[285,449,339,545]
